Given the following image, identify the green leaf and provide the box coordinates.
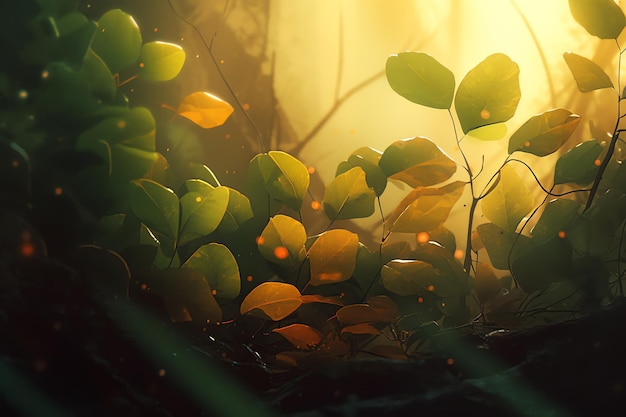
[511,236,573,293]
[77,106,156,152]
[217,187,254,234]
[386,181,465,233]
[81,49,116,101]
[323,167,376,220]
[563,52,613,92]
[385,52,455,109]
[91,9,142,73]
[183,243,240,303]
[55,17,97,70]
[481,164,533,232]
[240,281,302,321]
[76,107,158,187]
[382,259,459,297]
[476,223,533,270]
[336,296,400,324]
[352,243,382,291]
[151,268,222,324]
[455,53,521,134]
[347,147,387,196]
[309,229,359,286]
[257,215,307,269]
[379,136,457,187]
[179,186,229,246]
[508,109,581,156]
[138,41,186,82]
[554,140,602,185]
[129,179,179,241]
[531,198,582,243]
[568,0,626,39]
[183,163,221,187]
[177,91,234,129]
[467,123,508,141]
[258,151,310,211]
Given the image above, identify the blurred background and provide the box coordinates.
[82,0,622,248]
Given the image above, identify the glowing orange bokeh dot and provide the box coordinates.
[311,200,322,210]
[211,289,217,296]
[139,62,145,68]
[256,236,265,245]
[524,141,531,147]
[21,243,35,257]
[117,120,126,129]
[427,285,435,292]
[417,232,430,243]
[274,246,289,259]
[417,297,424,304]
[243,103,251,111]
[308,166,316,174]
[453,249,464,260]
[246,275,253,282]
[480,109,490,119]
[594,159,602,166]
[558,230,566,239]
[158,369,166,377]
[447,358,455,365]
[54,187,63,196]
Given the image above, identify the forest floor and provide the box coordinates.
[2,255,625,417]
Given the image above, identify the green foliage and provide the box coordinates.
[454,53,521,134]
[5,1,626,372]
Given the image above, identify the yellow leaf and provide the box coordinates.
[272,324,324,350]
[240,282,302,321]
[177,91,234,128]
[309,229,359,286]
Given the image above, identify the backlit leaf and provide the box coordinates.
[258,151,310,211]
[382,259,447,296]
[151,268,222,324]
[554,140,602,185]
[217,187,254,233]
[341,324,380,335]
[91,9,142,73]
[481,164,533,232]
[467,123,508,141]
[336,298,399,325]
[508,109,581,156]
[563,52,613,92]
[129,179,179,241]
[531,198,582,243]
[81,49,116,101]
[474,263,501,304]
[138,41,186,82]
[240,281,302,321]
[272,324,323,349]
[455,53,521,134]
[323,167,376,220]
[309,229,359,286]
[257,215,307,269]
[386,181,465,233]
[177,91,234,128]
[386,52,455,109]
[300,294,345,306]
[568,0,626,39]
[183,243,240,303]
[476,223,533,270]
[379,137,457,187]
[183,163,221,187]
[341,147,387,196]
[178,186,229,246]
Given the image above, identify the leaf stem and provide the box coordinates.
[584,42,624,212]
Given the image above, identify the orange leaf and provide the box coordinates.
[273,324,324,350]
[300,294,345,306]
[240,282,302,321]
[336,297,400,325]
[177,91,234,128]
[341,323,380,335]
